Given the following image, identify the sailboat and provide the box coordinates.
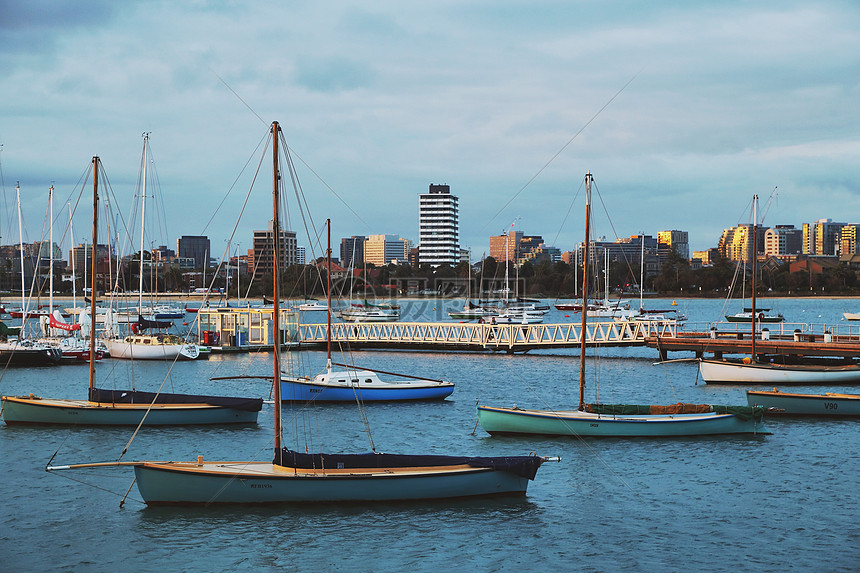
[103,134,200,361]
[0,183,63,366]
[281,220,455,402]
[1,156,262,426]
[47,122,551,503]
[747,389,860,416]
[699,195,860,384]
[476,173,767,437]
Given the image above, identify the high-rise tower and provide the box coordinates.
[418,184,459,267]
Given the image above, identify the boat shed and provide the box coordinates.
[196,307,299,350]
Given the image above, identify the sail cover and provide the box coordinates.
[135,315,172,330]
[274,448,544,480]
[89,387,263,411]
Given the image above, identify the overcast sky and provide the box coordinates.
[1,1,858,262]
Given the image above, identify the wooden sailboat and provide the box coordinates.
[281,222,454,402]
[103,134,199,361]
[477,173,767,437]
[46,123,550,503]
[1,156,262,426]
[699,195,860,384]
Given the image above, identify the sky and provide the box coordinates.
[1,0,858,263]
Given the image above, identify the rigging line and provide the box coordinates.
[483,69,643,231]
[200,130,269,236]
[289,150,369,228]
[211,68,267,126]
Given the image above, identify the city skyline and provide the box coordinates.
[1,2,857,257]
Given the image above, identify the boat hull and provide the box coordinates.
[699,360,860,385]
[0,347,63,366]
[280,378,454,402]
[747,390,860,416]
[133,461,530,504]
[0,396,259,425]
[476,405,767,436]
[105,339,198,360]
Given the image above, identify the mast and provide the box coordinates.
[90,157,99,388]
[49,186,54,315]
[16,183,27,326]
[69,203,76,310]
[138,134,148,312]
[271,122,282,451]
[326,219,332,370]
[578,172,593,411]
[751,194,758,361]
[640,233,645,312]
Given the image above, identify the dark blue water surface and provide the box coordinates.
[1,298,858,572]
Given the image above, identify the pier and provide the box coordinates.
[645,323,860,360]
[297,320,678,353]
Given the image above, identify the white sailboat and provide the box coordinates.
[281,220,454,402]
[103,134,199,361]
[699,195,860,384]
[47,122,551,503]
[477,173,767,437]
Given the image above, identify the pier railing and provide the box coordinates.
[297,320,678,352]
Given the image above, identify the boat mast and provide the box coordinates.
[639,233,645,312]
[578,172,592,411]
[16,183,27,326]
[138,134,148,313]
[751,194,758,361]
[49,186,54,316]
[271,122,282,451]
[69,203,76,310]
[326,218,332,370]
[90,157,99,387]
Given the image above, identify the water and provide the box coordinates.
[1,298,858,571]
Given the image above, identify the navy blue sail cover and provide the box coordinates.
[89,387,263,411]
[274,448,544,480]
[135,315,173,330]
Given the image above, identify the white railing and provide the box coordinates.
[298,320,678,351]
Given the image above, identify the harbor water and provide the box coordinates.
[1,297,858,571]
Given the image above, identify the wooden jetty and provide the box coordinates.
[298,320,678,353]
[646,327,860,360]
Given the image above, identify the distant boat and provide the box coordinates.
[476,173,767,438]
[0,339,63,366]
[296,300,328,312]
[336,303,399,322]
[725,308,784,323]
[449,301,495,321]
[843,312,860,321]
[747,389,860,416]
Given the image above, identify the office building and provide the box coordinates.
[249,220,297,275]
[340,236,366,269]
[177,235,210,270]
[365,234,410,266]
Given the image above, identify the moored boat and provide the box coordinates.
[700,359,860,385]
[476,173,766,438]
[747,389,860,416]
[281,220,454,402]
[1,154,261,427]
